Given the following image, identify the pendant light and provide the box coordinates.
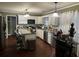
[24,9,30,17]
[53,2,59,17]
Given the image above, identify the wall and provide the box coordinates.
[18,15,41,24]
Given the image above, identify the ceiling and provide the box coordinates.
[0,2,78,16]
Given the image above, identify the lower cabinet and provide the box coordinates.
[48,32,52,45]
[36,29,55,47]
[36,29,44,39]
[44,31,48,42]
[44,31,54,46]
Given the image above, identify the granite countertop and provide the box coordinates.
[17,28,36,35]
[21,33,36,35]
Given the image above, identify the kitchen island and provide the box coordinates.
[15,27,36,50]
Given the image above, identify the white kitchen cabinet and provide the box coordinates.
[50,16,59,26]
[35,19,38,24]
[36,17,43,24]
[44,31,53,45]
[47,32,52,45]
[18,15,39,24]
[18,15,27,24]
[36,29,44,39]
[42,14,59,26]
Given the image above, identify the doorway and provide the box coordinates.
[7,16,17,36]
[5,15,17,48]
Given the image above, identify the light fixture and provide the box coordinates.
[24,13,30,17]
[53,2,59,17]
[24,9,30,17]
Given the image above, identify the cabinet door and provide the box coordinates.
[48,32,52,45]
[51,17,59,26]
[36,29,39,37]
[36,29,44,39]
[37,17,43,24]
[35,19,38,24]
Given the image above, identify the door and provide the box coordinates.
[7,16,17,35]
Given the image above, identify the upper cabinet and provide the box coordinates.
[36,17,43,24]
[42,14,59,26]
[42,17,49,26]
[18,15,39,24]
[18,15,59,25]
[18,15,27,24]
[50,16,59,26]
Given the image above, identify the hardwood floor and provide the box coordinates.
[0,36,55,57]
